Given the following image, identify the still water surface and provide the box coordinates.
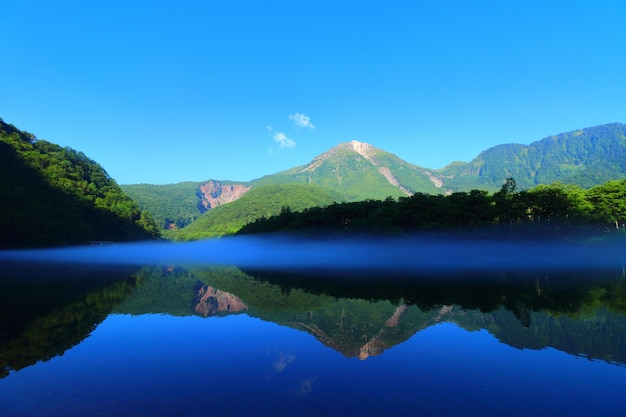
[1,238,626,416]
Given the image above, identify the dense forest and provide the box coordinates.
[121,181,206,230]
[238,178,626,238]
[0,120,160,248]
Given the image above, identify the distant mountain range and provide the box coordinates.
[122,123,626,233]
[2,117,624,244]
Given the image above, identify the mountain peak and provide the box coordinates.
[302,140,379,172]
[346,140,376,162]
[326,140,378,163]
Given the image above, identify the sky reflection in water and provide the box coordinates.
[2,313,625,417]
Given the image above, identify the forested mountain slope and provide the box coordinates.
[121,181,207,230]
[441,123,626,191]
[0,120,160,248]
[121,179,251,230]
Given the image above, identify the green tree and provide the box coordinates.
[585,179,626,230]
[524,183,592,224]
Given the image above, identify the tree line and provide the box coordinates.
[238,178,626,238]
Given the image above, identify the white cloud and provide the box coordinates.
[289,113,315,129]
[273,131,296,148]
[273,353,296,373]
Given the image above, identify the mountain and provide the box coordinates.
[441,123,626,191]
[2,115,622,241]
[252,140,442,199]
[121,140,439,231]
[124,140,450,235]
[124,123,626,235]
[0,119,160,248]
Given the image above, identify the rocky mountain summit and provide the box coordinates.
[295,140,420,196]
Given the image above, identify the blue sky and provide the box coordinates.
[2,1,625,185]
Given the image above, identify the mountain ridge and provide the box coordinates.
[250,139,442,199]
[231,121,626,195]
[122,122,626,233]
[440,122,626,190]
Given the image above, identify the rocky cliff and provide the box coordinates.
[197,180,250,211]
[193,282,248,317]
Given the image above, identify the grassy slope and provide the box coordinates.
[173,183,342,240]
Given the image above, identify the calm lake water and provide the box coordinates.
[1,237,626,416]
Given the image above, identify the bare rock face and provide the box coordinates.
[193,282,248,317]
[197,180,250,211]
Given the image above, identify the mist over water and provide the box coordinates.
[1,235,624,273]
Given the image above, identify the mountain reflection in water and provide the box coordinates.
[2,260,626,377]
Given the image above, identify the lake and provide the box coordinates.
[1,236,626,416]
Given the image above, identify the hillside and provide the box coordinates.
[121,179,251,230]
[121,181,206,230]
[441,123,626,191]
[0,120,160,248]
[174,183,341,240]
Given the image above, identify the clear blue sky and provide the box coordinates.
[2,1,625,184]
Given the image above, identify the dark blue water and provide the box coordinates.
[1,237,625,416]
[2,313,624,417]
